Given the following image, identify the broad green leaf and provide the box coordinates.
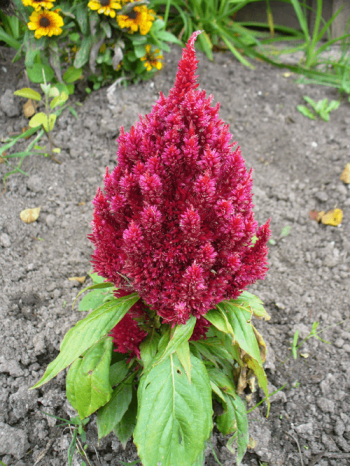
[297,105,316,120]
[31,294,139,388]
[246,357,270,416]
[48,87,60,98]
[72,338,113,419]
[74,36,93,69]
[140,332,160,371]
[50,91,68,109]
[134,44,146,58]
[152,315,196,367]
[27,63,54,84]
[204,308,234,337]
[75,4,89,34]
[73,281,115,309]
[89,272,105,284]
[326,100,340,112]
[97,372,134,438]
[66,358,81,410]
[217,301,262,365]
[234,292,270,321]
[109,360,128,387]
[207,367,236,398]
[134,354,212,466]
[192,339,233,368]
[210,381,227,406]
[29,112,47,129]
[14,88,41,101]
[63,66,83,84]
[217,393,249,464]
[114,388,138,448]
[48,114,56,131]
[156,30,183,45]
[78,289,111,311]
[176,341,191,383]
[191,445,206,466]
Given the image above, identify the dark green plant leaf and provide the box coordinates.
[140,332,160,371]
[204,308,234,337]
[73,281,115,309]
[109,360,128,387]
[152,315,196,368]
[31,294,139,388]
[74,36,93,69]
[63,66,83,84]
[134,353,212,466]
[216,301,262,365]
[234,291,270,320]
[97,372,135,438]
[176,341,191,383]
[70,337,113,419]
[134,44,147,58]
[207,367,236,398]
[217,393,248,464]
[297,105,316,120]
[78,289,112,311]
[75,4,89,35]
[27,63,54,84]
[114,388,138,448]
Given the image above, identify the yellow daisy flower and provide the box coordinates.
[117,5,155,35]
[140,45,163,72]
[88,0,121,18]
[22,0,56,11]
[27,9,64,39]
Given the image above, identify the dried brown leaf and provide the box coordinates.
[68,276,86,284]
[23,99,35,118]
[340,163,350,184]
[20,207,40,224]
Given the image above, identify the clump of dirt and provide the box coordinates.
[0,44,349,466]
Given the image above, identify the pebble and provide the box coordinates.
[295,422,313,437]
[343,344,350,353]
[0,422,29,459]
[0,359,24,377]
[46,214,56,228]
[9,385,39,421]
[0,233,11,248]
[0,89,21,117]
[334,338,345,348]
[27,175,44,193]
[315,191,328,202]
[317,397,335,414]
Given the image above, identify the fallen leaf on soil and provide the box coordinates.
[321,208,343,226]
[283,72,291,78]
[78,201,85,206]
[340,163,350,184]
[23,99,35,118]
[20,207,40,224]
[248,437,258,449]
[68,276,86,284]
[309,209,343,226]
[0,153,6,163]
[300,353,310,358]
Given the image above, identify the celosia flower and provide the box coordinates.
[90,32,270,332]
[88,0,121,18]
[141,45,163,72]
[22,0,55,11]
[117,5,155,35]
[109,313,147,359]
[27,9,63,38]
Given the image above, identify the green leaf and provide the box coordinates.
[66,358,81,411]
[134,44,147,58]
[69,338,113,419]
[176,341,191,383]
[50,91,69,109]
[101,21,112,38]
[203,308,234,337]
[63,66,83,84]
[31,294,139,389]
[109,360,128,387]
[114,388,138,448]
[97,372,135,438]
[13,88,41,101]
[27,63,54,84]
[234,292,270,321]
[75,4,89,35]
[48,114,56,131]
[217,301,262,365]
[73,281,115,309]
[48,87,59,98]
[155,30,183,45]
[134,353,213,466]
[29,112,48,130]
[78,289,111,312]
[74,36,93,69]
[207,367,236,398]
[217,394,248,464]
[152,315,196,368]
[297,105,316,120]
[140,332,161,371]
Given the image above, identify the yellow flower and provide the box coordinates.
[117,5,155,35]
[140,45,163,72]
[22,0,56,10]
[27,9,63,39]
[88,0,121,18]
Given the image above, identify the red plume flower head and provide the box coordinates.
[90,31,270,347]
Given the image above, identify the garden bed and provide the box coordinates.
[0,44,350,466]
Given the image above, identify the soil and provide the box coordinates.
[0,41,350,466]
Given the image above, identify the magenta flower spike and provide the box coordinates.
[89,31,270,348]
